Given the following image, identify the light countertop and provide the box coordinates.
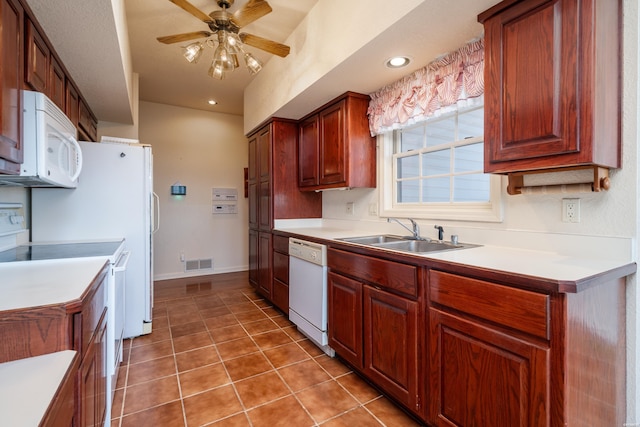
[0,350,77,426]
[275,225,636,285]
[0,257,109,311]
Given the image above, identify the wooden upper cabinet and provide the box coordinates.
[298,92,376,191]
[479,0,621,173]
[78,97,98,141]
[66,81,79,128]
[24,18,49,93]
[0,0,24,174]
[49,56,66,111]
[298,115,319,187]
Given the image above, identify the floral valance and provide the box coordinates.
[368,38,484,136]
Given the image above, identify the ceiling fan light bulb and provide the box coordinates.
[244,53,263,75]
[183,42,204,63]
[208,63,226,80]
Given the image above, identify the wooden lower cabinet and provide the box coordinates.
[328,271,363,369]
[257,231,272,299]
[41,353,79,427]
[364,285,419,413]
[0,264,109,427]
[327,248,423,417]
[271,234,290,313]
[428,308,549,426]
[79,309,108,427]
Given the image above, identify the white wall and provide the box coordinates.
[138,101,248,280]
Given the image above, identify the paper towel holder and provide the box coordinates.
[507,166,610,195]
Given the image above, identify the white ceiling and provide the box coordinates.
[22,0,499,123]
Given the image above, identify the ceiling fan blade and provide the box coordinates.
[157,31,212,44]
[239,33,290,57]
[168,0,212,22]
[232,1,272,28]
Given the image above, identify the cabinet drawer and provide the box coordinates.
[328,249,418,298]
[429,270,549,340]
[272,235,289,254]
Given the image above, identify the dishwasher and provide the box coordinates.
[288,237,335,357]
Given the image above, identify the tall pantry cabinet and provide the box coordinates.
[247,118,322,311]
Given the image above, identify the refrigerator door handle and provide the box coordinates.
[152,192,160,233]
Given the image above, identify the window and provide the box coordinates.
[378,106,503,222]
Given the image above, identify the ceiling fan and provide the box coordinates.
[157,0,291,79]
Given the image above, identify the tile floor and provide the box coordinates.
[109,271,422,427]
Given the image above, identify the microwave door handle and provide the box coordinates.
[69,137,83,181]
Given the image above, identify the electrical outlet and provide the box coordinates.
[346,202,355,215]
[562,198,580,223]
[180,251,185,262]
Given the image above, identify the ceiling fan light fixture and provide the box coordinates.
[183,41,205,63]
[244,52,262,75]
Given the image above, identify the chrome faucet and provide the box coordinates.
[387,218,426,240]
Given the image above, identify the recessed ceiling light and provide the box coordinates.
[208,99,217,105]
[385,56,411,68]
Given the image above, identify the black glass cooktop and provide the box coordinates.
[0,241,123,262]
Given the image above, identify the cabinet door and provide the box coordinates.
[482,0,620,172]
[0,0,23,173]
[319,100,346,185]
[328,272,363,369]
[25,18,49,93]
[248,229,258,289]
[257,231,272,299]
[257,126,271,231]
[298,115,319,187]
[95,312,107,427]
[66,81,79,127]
[429,308,549,427]
[363,285,419,412]
[49,57,66,111]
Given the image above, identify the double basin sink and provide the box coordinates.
[337,234,478,254]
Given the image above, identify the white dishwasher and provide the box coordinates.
[288,238,335,357]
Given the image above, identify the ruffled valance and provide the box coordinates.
[368,38,484,136]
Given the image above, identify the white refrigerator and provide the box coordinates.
[31,141,156,338]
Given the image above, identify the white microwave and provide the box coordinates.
[0,91,83,188]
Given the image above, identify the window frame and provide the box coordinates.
[377,109,503,223]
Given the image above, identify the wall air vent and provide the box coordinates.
[185,258,213,272]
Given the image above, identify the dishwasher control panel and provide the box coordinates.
[288,238,327,266]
